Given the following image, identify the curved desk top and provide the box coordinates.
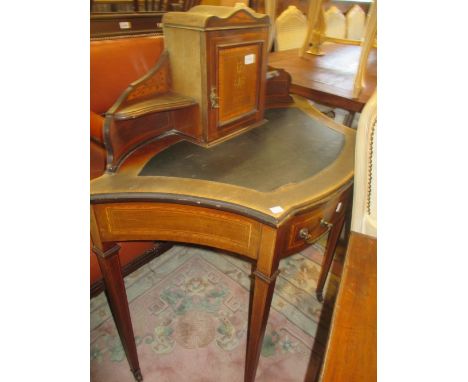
[91,96,355,226]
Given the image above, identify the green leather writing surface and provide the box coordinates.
[139,108,344,192]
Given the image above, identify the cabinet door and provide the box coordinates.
[218,43,261,126]
[206,30,268,141]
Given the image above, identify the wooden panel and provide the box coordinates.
[162,26,206,133]
[265,67,294,106]
[90,12,164,39]
[106,111,172,172]
[206,28,269,142]
[93,203,262,259]
[124,53,171,103]
[218,43,261,125]
[319,232,376,382]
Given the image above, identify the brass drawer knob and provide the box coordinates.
[298,219,334,244]
[320,218,333,229]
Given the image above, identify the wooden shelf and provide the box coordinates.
[114,92,197,120]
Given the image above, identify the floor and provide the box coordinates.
[91,236,348,382]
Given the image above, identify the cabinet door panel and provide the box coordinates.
[206,28,268,142]
[218,43,261,126]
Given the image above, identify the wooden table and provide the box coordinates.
[319,231,377,381]
[91,96,355,381]
[268,43,377,118]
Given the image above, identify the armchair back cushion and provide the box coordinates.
[90,35,165,115]
[90,36,166,288]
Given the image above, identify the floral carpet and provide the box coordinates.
[90,239,343,382]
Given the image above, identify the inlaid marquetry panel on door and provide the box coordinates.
[218,43,261,126]
[206,28,269,142]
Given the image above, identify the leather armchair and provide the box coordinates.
[90,35,169,293]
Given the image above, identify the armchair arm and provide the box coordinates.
[103,51,198,173]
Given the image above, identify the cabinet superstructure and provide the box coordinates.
[163,5,270,142]
[102,5,270,172]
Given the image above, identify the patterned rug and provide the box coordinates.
[90,239,343,382]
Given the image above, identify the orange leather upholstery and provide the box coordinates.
[90,36,166,288]
[90,111,105,143]
[90,140,106,180]
[90,36,165,114]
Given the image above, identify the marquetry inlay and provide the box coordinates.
[218,44,260,125]
[127,63,170,102]
[94,203,262,259]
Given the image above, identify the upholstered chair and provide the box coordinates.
[351,91,377,237]
[324,6,346,39]
[346,4,366,40]
[90,35,169,294]
[274,5,308,51]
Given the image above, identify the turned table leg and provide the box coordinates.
[93,243,143,382]
[316,215,346,302]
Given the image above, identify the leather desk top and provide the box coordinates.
[91,96,355,226]
[140,108,344,192]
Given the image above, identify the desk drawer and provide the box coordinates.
[284,191,349,254]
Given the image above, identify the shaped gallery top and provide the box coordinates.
[91,97,355,226]
[162,5,270,31]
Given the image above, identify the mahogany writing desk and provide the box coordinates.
[91,95,355,381]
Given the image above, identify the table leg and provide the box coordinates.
[316,215,346,302]
[245,226,281,382]
[93,243,143,382]
[247,262,256,346]
[344,111,356,127]
[245,269,279,382]
[343,195,353,246]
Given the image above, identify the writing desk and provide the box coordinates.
[91,95,355,381]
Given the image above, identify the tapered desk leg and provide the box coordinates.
[245,226,281,382]
[245,269,279,382]
[316,215,346,302]
[93,243,143,382]
[344,111,356,127]
[247,262,256,347]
